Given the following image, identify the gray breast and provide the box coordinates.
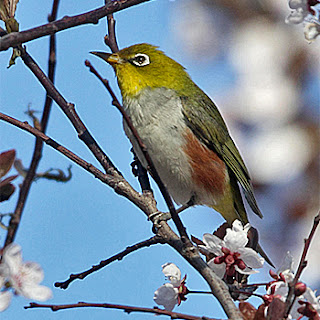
[122,87,195,205]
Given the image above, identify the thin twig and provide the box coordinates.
[24,301,220,320]
[104,14,119,53]
[0,112,156,214]
[19,47,117,175]
[55,235,164,289]
[3,1,60,247]
[0,114,243,319]
[0,0,150,51]
[284,212,320,318]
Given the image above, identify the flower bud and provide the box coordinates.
[294,282,307,296]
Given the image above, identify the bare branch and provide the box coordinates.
[0,0,150,51]
[3,1,60,247]
[284,212,320,318]
[19,47,116,175]
[0,112,155,214]
[25,301,220,320]
[55,235,165,289]
[104,14,119,53]
[0,111,243,319]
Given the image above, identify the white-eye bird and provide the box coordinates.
[91,44,272,265]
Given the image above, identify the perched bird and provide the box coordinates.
[91,44,272,264]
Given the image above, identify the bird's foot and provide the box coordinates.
[148,211,171,230]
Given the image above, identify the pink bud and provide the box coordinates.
[294,282,307,296]
[214,256,224,264]
[269,269,278,280]
[237,259,246,270]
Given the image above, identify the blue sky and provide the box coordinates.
[0,1,319,320]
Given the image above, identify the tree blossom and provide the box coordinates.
[265,252,320,319]
[286,0,320,42]
[0,274,11,312]
[286,0,320,24]
[199,220,264,278]
[153,263,188,311]
[0,243,52,310]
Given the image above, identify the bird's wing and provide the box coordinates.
[180,92,263,219]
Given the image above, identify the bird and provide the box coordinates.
[91,43,272,265]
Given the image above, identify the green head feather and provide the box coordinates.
[92,43,196,98]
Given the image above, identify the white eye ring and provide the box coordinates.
[131,53,150,67]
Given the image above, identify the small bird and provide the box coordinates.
[91,44,272,264]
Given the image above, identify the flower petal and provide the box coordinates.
[19,284,52,301]
[238,248,264,269]
[20,262,44,284]
[154,283,178,311]
[201,233,223,256]
[235,265,258,275]
[162,263,181,286]
[2,244,23,275]
[277,251,294,275]
[0,291,11,312]
[208,258,226,278]
[224,228,248,251]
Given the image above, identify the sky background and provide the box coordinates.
[1,0,319,319]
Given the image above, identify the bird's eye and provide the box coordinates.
[131,53,150,67]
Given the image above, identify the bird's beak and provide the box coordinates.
[90,51,120,65]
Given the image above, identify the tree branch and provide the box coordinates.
[55,235,165,289]
[0,112,155,214]
[25,301,220,320]
[104,14,119,53]
[3,0,60,247]
[0,111,243,319]
[0,0,150,51]
[284,212,320,317]
[19,47,117,175]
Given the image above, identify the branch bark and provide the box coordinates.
[3,0,60,247]
[25,301,220,320]
[0,111,243,319]
[0,0,150,51]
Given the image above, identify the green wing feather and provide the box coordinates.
[180,89,263,219]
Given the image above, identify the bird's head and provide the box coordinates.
[91,43,193,98]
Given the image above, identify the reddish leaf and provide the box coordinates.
[0,174,18,188]
[0,149,16,179]
[0,183,15,202]
[266,298,286,320]
[213,222,229,239]
[191,235,204,246]
[254,304,267,320]
[239,301,257,320]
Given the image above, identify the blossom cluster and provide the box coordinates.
[0,244,52,312]
[286,0,320,42]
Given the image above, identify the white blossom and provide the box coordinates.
[0,274,11,312]
[266,252,320,319]
[199,220,264,278]
[304,21,320,41]
[154,263,183,311]
[0,244,52,304]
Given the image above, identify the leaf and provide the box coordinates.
[7,47,21,68]
[0,149,16,179]
[266,298,286,320]
[0,174,18,187]
[0,0,19,20]
[254,304,267,320]
[239,301,257,320]
[191,235,204,246]
[0,183,15,202]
